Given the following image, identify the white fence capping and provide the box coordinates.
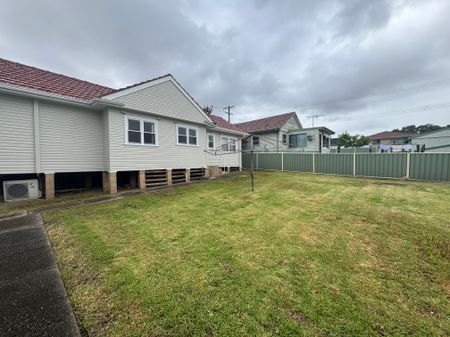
[281,153,284,171]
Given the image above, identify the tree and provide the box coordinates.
[392,124,445,134]
[336,132,369,148]
[202,105,213,115]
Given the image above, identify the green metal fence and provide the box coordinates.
[241,152,450,182]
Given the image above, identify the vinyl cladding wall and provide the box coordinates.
[108,109,208,171]
[242,152,450,182]
[205,132,241,167]
[0,93,35,174]
[113,81,208,125]
[39,102,104,172]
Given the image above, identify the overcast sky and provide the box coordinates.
[1,0,449,135]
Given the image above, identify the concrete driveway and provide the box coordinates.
[0,213,80,337]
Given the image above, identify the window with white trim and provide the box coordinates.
[221,137,236,152]
[282,133,287,144]
[177,125,198,145]
[221,137,229,151]
[125,117,157,145]
[207,133,215,149]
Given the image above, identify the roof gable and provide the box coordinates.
[235,112,300,133]
[107,78,211,124]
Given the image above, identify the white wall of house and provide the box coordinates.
[106,109,209,171]
[205,131,241,167]
[0,93,35,174]
[111,81,209,125]
[0,78,243,176]
[39,101,104,172]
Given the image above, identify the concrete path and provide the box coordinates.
[0,214,80,337]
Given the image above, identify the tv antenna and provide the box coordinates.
[307,114,325,127]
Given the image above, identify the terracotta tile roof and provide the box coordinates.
[369,131,416,140]
[209,114,243,132]
[234,112,299,133]
[0,58,115,100]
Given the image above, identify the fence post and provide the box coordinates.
[353,153,356,176]
[256,152,259,169]
[312,153,315,173]
[406,152,411,179]
[281,152,284,171]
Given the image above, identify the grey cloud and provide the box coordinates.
[0,0,449,134]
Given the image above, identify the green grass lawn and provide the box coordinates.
[44,172,450,337]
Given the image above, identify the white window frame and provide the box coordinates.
[221,136,237,152]
[282,133,287,145]
[207,133,215,149]
[124,116,158,146]
[177,124,199,146]
[221,136,229,152]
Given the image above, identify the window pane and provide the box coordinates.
[128,131,141,143]
[230,139,236,151]
[178,127,187,136]
[189,129,196,137]
[144,122,154,133]
[289,135,296,148]
[208,134,214,148]
[144,133,155,144]
[299,134,307,147]
[252,136,259,145]
[128,119,140,131]
[221,137,229,151]
[178,135,187,144]
[189,136,197,145]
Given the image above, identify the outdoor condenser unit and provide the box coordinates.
[3,179,40,202]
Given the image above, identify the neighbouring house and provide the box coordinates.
[234,112,334,153]
[369,131,416,145]
[0,58,244,200]
[410,127,450,152]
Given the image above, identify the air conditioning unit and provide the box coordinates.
[307,135,313,141]
[3,179,40,202]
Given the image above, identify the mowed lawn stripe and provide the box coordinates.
[45,172,450,337]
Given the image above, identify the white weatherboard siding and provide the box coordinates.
[108,109,208,171]
[113,81,208,125]
[39,102,104,172]
[0,93,35,174]
[206,132,241,167]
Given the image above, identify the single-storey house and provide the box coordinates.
[233,112,334,153]
[410,127,450,152]
[0,58,244,200]
[369,131,416,145]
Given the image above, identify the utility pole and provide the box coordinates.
[223,105,235,123]
[307,114,325,127]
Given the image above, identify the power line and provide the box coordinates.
[223,105,235,123]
